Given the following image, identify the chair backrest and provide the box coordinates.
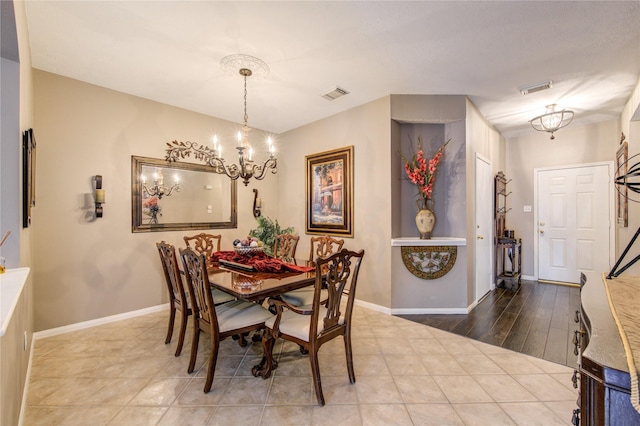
[309,235,344,262]
[179,246,219,333]
[156,241,188,309]
[311,248,364,340]
[183,233,222,260]
[273,234,299,261]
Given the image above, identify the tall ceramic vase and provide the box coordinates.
[415,198,435,239]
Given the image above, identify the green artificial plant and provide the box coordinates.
[249,216,296,257]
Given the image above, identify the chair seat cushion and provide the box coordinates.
[280,288,327,307]
[265,307,344,342]
[212,288,236,304]
[216,300,273,333]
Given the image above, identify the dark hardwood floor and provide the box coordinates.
[397,279,581,367]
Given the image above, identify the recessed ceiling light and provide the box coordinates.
[519,81,553,95]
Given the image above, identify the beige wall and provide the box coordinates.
[277,96,393,308]
[465,99,505,304]
[32,70,278,331]
[275,94,504,311]
[505,119,620,277]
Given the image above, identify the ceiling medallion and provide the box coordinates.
[220,54,270,78]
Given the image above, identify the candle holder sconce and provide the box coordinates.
[252,188,262,218]
[94,175,105,218]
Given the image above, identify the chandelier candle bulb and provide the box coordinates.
[95,189,105,204]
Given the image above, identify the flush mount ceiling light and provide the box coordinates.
[529,104,574,140]
[165,54,276,186]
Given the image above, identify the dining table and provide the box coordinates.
[206,251,320,378]
[207,255,317,303]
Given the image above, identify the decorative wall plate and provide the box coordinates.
[400,246,457,279]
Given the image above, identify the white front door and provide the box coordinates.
[537,163,612,284]
[475,154,493,300]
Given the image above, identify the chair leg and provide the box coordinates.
[203,340,219,393]
[165,304,176,344]
[309,349,325,406]
[238,332,248,347]
[344,334,355,384]
[232,333,248,347]
[174,309,188,357]
[188,327,200,374]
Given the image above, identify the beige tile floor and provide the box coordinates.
[23,305,578,425]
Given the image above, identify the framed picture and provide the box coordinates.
[22,128,36,228]
[616,140,628,227]
[306,146,353,237]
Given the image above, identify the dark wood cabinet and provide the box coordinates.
[574,272,640,425]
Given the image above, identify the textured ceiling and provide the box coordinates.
[24,1,640,138]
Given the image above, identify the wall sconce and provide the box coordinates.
[94,175,105,218]
[253,188,262,218]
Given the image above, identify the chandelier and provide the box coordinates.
[529,104,574,140]
[165,55,277,186]
[141,169,180,200]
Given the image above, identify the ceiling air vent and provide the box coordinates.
[322,86,349,101]
[519,80,553,95]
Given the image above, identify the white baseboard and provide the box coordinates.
[354,298,391,315]
[390,307,470,315]
[34,304,169,340]
[354,298,471,315]
[467,299,478,312]
[522,274,535,281]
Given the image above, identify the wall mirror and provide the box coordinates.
[131,156,237,233]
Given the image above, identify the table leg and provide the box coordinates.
[252,331,278,379]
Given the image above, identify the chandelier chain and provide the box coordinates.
[244,74,249,129]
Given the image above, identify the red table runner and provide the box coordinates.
[211,251,314,274]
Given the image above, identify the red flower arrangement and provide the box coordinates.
[400,137,450,203]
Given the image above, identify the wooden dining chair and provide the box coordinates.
[179,246,274,393]
[280,235,345,307]
[184,232,236,301]
[308,235,344,262]
[259,248,365,405]
[183,233,222,261]
[273,233,299,262]
[156,241,191,357]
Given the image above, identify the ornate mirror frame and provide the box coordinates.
[131,156,237,233]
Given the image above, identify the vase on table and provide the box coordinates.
[415,198,435,239]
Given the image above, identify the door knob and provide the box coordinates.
[539,221,545,226]
[539,229,545,234]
